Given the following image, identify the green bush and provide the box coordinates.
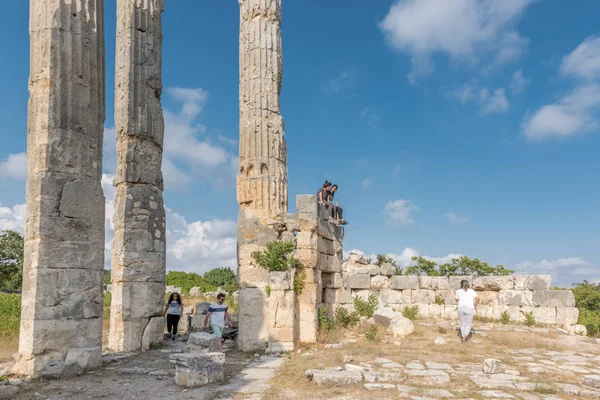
[104,270,111,285]
[165,271,217,294]
[402,305,420,321]
[0,230,24,292]
[203,268,238,292]
[294,270,305,294]
[335,307,360,328]
[437,325,447,334]
[353,294,378,318]
[404,255,514,277]
[434,295,445,306]
[364,324,378,341]
[578,308,600,337]
[500,310,511,325]
[103,292,111,320]
[318,306,334,331]
[265,285,271,297]
[0,293,21,337]
[252,241,298,272]
[524,311,536,327]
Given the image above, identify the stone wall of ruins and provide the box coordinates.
[15,0,106,375]
[109,0,166,353]
[323,255,579,326]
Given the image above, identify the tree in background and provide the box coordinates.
[203,267,238,293]
[405,255,514,277]
[572,281,600,337]
[0,230,24,292]
[165,271,216,294]
[104,270,111,285]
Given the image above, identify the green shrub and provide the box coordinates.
[204,268,238,292]
[524,311,536,327]
[103,292,111,320]
[578,308,600,337]
[353,295,378,318]
[0,293,21,337]
[364,324,378,341]
[405,255,514,277]
[294,270,305,294]
[252,241,298,272]
[402,305,420,321]
[335,307,360,328]
[318,306,334,331]
[104,270,111,285]
[438,325,447,334]
[0,230,24,292]
[434,295,445,306]
[166,271,216,294]
[265,285,271,297]
[225,294,239,314]
[500,310,511,325]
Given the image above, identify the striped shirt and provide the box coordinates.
[209,302,228,327]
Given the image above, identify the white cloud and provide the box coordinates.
[560,36,600,81]
[510,68,528,94]
[379,0,535,82]
[445,212,469,224]
[446,80,509,114]
[322,69,356,94]
[384,199,418,225]
[101,173,236,274]
[360,107,382,127]
[515,257,596,287]
[523,37,600,140]
[522,83,600,140]
[0,203,26,233]
[362,178,373,189]
[0,153,27,180]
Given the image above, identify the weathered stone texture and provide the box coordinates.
[237,0,287,218]
[16,0,106,376]
[109,0,166,353]
[472,276,514,291]
[237,287,269,351]
[170,352,225,387]
[514,275,551,290]
[390,276,420,290]
[499,290,534,306]
[556,307,579,325]
[532,290,575,307]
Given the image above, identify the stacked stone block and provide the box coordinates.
[267,271,296,352]
[322,256,579,326]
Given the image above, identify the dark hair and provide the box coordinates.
[168,292,182,305]
[217,293,226,300]
[460,280,470,291]
[323,180,332,188]
[331,184,338,190]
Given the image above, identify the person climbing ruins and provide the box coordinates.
[164,293,184,340]
[455,280,479,342]
[203,293,234,352]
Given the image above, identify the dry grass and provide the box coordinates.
[264,322,599,400]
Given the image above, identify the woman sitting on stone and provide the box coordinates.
[317,180,332,203]
[455,280,479,342]
[164,292,184,340]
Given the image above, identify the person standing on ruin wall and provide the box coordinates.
[203,293,233,352]
[164,293,184,340]
[455,280,479,342]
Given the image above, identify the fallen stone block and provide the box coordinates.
[65,347,101,370]
[568,324,588,336]
[379,263,396,276]
[305,369,362,386]
[483,359,502,374]
[195,302,211,315]
[187,332,220,353]
[39,360,83,379]
[170,352,225,387]
[189,287,202,296]
[166,285,182,294]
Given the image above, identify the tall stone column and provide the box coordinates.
[237,0,288,351]
[14,0,106,376]
[109,0,166,352]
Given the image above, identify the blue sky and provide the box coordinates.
[1,0,599,286]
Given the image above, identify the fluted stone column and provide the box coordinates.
[109,0,166,352]
[14,0,106,376]
[237,0,288,351]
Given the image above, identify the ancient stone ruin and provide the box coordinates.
[14,0,581,379]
